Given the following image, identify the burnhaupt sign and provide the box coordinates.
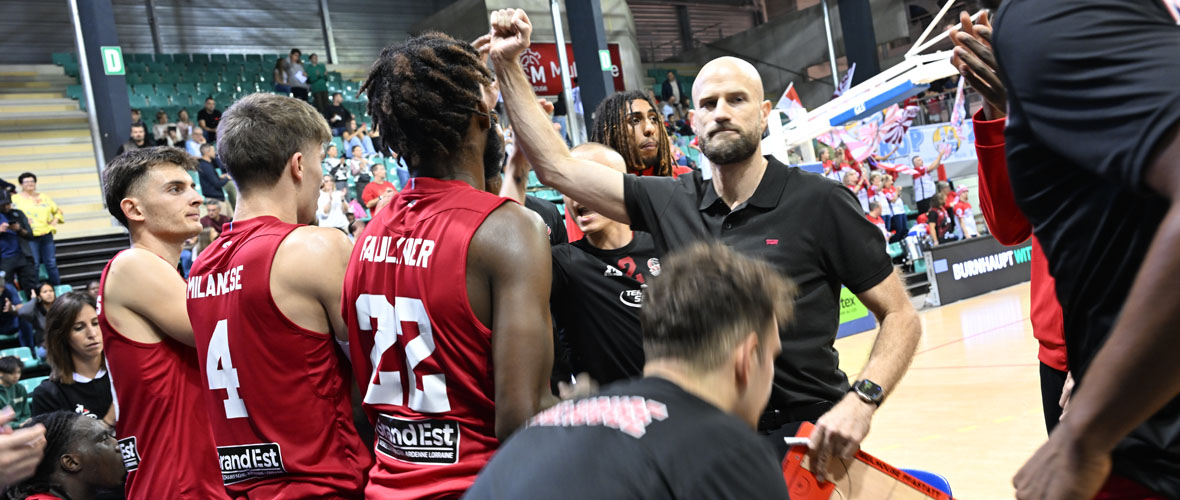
[927,234,1032,306]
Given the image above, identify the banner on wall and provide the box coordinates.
[837,287,877,339]
[874,119,978,164]
[518,43,625,96]
[927,235,1032,306]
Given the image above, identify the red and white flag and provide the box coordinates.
[838,122,879,163]
[875,161,920,176]
[775,82,807,121]
[880,105,918,146]
[831,63,857,99]
[949,77,967,133]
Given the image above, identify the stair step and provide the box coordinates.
[0,98,78,106]
[0,104,78,113]
[0,124,91,137]
[57,233,129,252]
[55,209,108,222]
[0,74,75,83]
[0,135,90,148]
[0,93,63,101]
[41,193,102,206]
[0,166,95,179]
[0,155,97,173]
[0,65,66,75]
[0,143,92,157]
[0,112,88,128]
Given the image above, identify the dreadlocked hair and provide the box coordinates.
[6,411,85,500]
[590,91,675,177]
[360,32,492,178]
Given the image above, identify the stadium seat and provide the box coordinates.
[191,53,211,64]
[19,376,47,394]
[172,93,194,106]
[129,94,149,109]
[901,469,951,496]
[51,52,76,66]
[175,82,197,95]
[0,347,39,369]
[125,73,143,84]
[148,94,171,108]
[131,83,155,96]
[210,53,228,64]
[195,82,216,96]
[165,53,187,64]
[141,73,161,84]
[127,53,151,63]
[245,54,262,63]
[66,85,83,101]
[53,284,72,296]
[888,242,905,259]
[63,62,79,78]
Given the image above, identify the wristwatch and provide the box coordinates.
[850,379,885,406]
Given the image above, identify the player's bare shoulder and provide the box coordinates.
[471,201,548,263]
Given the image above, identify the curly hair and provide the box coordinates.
[5,411,84,500]
[590,91,675,177]
[361,32,492,177]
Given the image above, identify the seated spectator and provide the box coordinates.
[4,411,126,500]
[284,48,310,101]
[18,283,54,358]
[184,128,205,158]
[196,98,221,143]
[199,199,231,231]
[316,175,349,233]
[84,281,99,300]
[465,243,793,500]
[368,123,384,153]
[114,123,148,156]
[360,163,396,212]
[322,144,346,189]
[195,144,229,202]
[174,109,193,141]
[29,292,113,425]
[1,283,33,350]
[866,201,889,242]
[0,192,37,297]
[323,92,351,136]
[272,57,291,94]
[0,356,31,429]
[953,186,979,239]
[12,175,62,287]
[342,119,376,157]
[150,110,172,144]
[925,192,958,246]
[129,109,143,127]
[308,53,329,112]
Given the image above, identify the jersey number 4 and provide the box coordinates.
[355,295,450,413]
[207,319,248,419]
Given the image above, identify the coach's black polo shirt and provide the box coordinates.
[624,156,893,416]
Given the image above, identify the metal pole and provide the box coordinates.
[319,0,339,64]
[67,0,108,174]
[145,0,161,54]
[550,0,582,145]
[821,0,839,88]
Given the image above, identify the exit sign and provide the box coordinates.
[100,46,124,75]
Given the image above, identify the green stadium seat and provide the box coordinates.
[66,85,83,101]
[148,94,170,107]
[210,54,228,64]
[131,83,155,96]
[51,52,75,66]
[158,72,181,84]
[245,54,262,63]
[0,347,39,369]
[19,376,47,394]
[124,73,142,84]
[129,94,149,108]
[175,82,197,95]
[53,284,72,296]
[141,73,161,84]
[63,62,79,78]
[172,94,194,106]
[165,53,187,63]
[127,53,151,63]
[195,82,216,96]
[191,54,211,64]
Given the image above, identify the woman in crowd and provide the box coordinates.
[174,109,193,141]
[272,57,290,94]
[12,174,63,286]
[28,292,113,426]
[323,144,346,190]
[151,110,171,145]
[17,282,55,358]
[341,119,377,157]
[3,411,126,500]
[317,174,350,233]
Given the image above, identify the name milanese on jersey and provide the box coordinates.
[186,265,245,299]
[356,235,435,269]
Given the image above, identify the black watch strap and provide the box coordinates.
[851,379,885,406]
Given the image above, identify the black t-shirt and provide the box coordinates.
[30,372,112,420]
[623,158,892,415]
[324,104,352,129]
[524,195,568,246]
[197,108,221,131]
[926,207,951,243]
[463,377,789,500]
[994,0,1180,495]
[551,232,658,385]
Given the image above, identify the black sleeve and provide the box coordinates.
[30,382,65,416]
[623,174,679,235]
[821,184,893,294]
[993,0,1180,193]
[549,210,568,246]
[685,437,790,500]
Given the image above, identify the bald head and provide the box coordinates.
[572,142,627,173]
[692,56,764,105]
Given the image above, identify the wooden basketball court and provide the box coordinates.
[835,282,1043,499]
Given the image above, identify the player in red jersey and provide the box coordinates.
[186,93,371,499]
[97,147,228,499]
[343,32,555,498]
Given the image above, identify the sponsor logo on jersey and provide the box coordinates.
[529,396,669,438]
[217,443,286,484]
[604,265,624,277]
[619,289,643,308]
[646,258,661,276]
[374,415,461,465]
[117,436,140,472]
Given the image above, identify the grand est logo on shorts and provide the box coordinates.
[375,415,461,465]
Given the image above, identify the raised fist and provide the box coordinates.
[487,8,532,63]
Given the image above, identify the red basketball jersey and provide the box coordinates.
[187,216,371,499]
[98,251,229,500]
[342,177,509,499]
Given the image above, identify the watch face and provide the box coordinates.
[856,380,884,400]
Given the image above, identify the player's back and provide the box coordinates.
[99,252,228,500]
[343,177,509,499]
[187,216,369,499]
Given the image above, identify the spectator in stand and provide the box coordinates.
[283,48,310,101]
[199,198,231,231]
[1,283,33,350]
[880,174,908,243]
[0,356,30,429]
[13,173,63,286]
[324,92,352,136]
[174,109,193,141]
[368,123,384,153]
[184,128,205,158]
[924,192,956,246]
[342,119,376,157]
[911,151,945,214]
[952,186,978,238]
[151,110,171,144]
[323,144,346,190]
[949,12,1067,438]
[316,175,350,233]
[360,162,396,213]
[85,281,99,300]
[935,181,958,237]
[29,292,114,425]
[0,192,37,297]
[197,98,221,143]
[348,145,371,196]
[307,53,330,112]
[272,57,290,94]
[115,123,149,156]
[843,170,870,213]
[866,201,889,242]
[18,282,54,358]
[3,411,126,500]
[195,144,229,203]
[660,71,684,117]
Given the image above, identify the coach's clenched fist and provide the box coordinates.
[488,9,532,62]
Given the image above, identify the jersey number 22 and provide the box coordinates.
[355,295,450,413]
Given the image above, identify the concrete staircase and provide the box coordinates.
[0,64,121,240]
